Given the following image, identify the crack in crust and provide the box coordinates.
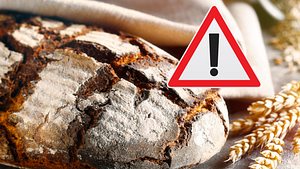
[0,12,228,169]
[0,13,95,169]
[168,90,218,148]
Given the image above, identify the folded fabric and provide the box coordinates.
[0,0,274,99]
[220,2,274,98]
[0,0,244,47]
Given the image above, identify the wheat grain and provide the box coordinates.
[249,164,270,169]
[230,81,300,136]
[270,0,300,72]
[259,108,300,147]
[227,111,281,163]
[248,90,300,117]
[248,81,300,118]
[230,107,299,166]
[227,81,300,166]
[227,107,300,163]
[230,112,279,136]
[292,126,300,154]
[226,122,274,163]
[282,81,300,93]
[226,133,257,163]
[230,117,257,136]
[249,138,284,169]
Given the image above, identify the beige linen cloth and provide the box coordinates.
[0,0,274,99]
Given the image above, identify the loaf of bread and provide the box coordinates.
[0,12,229,169]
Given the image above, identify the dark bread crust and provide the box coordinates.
[0,12,229,169]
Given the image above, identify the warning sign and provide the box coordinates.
[168,6,260,87]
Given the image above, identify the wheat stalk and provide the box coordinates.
[249,138,284,169]
[230,81,300,135]
[292,126,300,154]
[227,107,300,163]
[248,90,300,117]
[259,108,300,147]
[226,133,257,163]
[226,116,277,163]
[230,117,257,136]
[230,113,279,136]
[227,81,300,168]
[227,112,280,162]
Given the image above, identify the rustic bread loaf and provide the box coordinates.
[0,12,229,169]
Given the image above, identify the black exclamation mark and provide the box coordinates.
[209,33,219,76]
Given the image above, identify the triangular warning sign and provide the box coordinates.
[168,6,260,87]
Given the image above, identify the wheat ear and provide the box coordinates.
[230,117,257,136]
[226,114,279,163]
[227,107,300,163]
[248,90,300,117]
[292,126,300,154]
[230,81,300,135]
[258,108,300,147]
[230,113,279,136]
[249,138,284,169]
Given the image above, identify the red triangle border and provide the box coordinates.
[168,6,260,87]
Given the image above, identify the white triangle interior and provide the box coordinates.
[179,19,250,81]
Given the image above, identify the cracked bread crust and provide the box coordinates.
[0,12,229,169]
